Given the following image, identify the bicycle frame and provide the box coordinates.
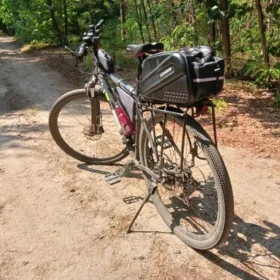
[87,64,194,184]
[56,20,233,250]
[93,70,156,174]
[79,25,219,183]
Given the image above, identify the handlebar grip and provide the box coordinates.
[89,24,95,30]
[95,19,104,29]
[95,29,102,36]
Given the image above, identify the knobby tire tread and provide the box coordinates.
[139,112,234,250]
[49,89,128,164]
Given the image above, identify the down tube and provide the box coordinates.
[98,75,122,130]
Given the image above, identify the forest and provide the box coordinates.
[0,0,280,89]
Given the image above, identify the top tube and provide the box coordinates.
[109,73,136,98]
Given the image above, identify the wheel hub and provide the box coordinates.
[83,125,104,138]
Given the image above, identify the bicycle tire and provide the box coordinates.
[139,111,234,250]
[49,89,129,164]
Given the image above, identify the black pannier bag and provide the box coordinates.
[140,46,224,106]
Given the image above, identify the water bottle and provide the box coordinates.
[114,105,135,136]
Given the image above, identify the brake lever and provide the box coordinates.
[64,46,83,67]
[64,45,76,55]
[95,28,102,36]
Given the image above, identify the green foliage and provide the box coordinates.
[0,0,57,43]
[244,61,280,88]
[228,2,251,19]
[213,98,228,111]
[0,0,279,91]
[0,0,119,44]
[161,25,197,50]
[208,6,223,23]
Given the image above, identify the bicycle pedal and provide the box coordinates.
[104,172,121,185]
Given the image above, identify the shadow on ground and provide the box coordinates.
[78,163,144,179]
[0,122,49,152]
[201,215,280,280]
[76,162,280,279]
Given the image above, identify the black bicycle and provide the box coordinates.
[49,19,234,251]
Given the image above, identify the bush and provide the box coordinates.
[274,92,280,108]
[243,61,280,88]
[213,98,228,111]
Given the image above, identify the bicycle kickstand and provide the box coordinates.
[127,182,157,233]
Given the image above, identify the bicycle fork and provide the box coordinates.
[90,97,102,135]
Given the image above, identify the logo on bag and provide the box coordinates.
[160,67,173,78]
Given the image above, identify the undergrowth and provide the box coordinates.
[274,92,280,108]
[213,98,228,111]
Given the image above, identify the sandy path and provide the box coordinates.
[0,35,279,280]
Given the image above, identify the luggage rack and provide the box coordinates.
[142,99,218,148]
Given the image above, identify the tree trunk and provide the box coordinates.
[146,0,158,41]
[256,0,269,65]
[46,0,64,45]
[220,0,231,74]
[267,0,275,34]
[185,0,194,24]
[170,2,177,28]
[120,0,126,40]
[187,1,198,44]
[206,0,216,47]
[63,0,68,44]
[133,0,145,43]
[141,0,151,42]
[210,22,216,48]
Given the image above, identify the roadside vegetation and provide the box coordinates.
[0,0,280,105]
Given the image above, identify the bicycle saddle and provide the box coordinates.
[126,42,164,57]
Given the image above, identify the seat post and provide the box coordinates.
[137,57,144,81]
[136,57,144,96]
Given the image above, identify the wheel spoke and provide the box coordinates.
[140,111,233,250]
[49,90,128,163]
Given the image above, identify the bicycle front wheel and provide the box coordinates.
[139,111,234,250]
[49,89,128,164]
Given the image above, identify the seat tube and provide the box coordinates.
[134,77,140,161]
[135,112,141,161]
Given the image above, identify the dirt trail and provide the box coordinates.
[0,35,279,280]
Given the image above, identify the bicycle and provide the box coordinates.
[49,19,234,251]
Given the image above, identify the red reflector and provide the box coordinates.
[201,105,209,114]
[136,52,146,57]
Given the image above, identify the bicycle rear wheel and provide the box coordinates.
[49,89,128,164]
[139,111,234,250]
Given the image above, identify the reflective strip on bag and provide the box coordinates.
[193,76,225,83]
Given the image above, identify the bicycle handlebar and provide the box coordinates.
[64,45,75,55]
[64,19,104,66]
[95,19,104,29]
